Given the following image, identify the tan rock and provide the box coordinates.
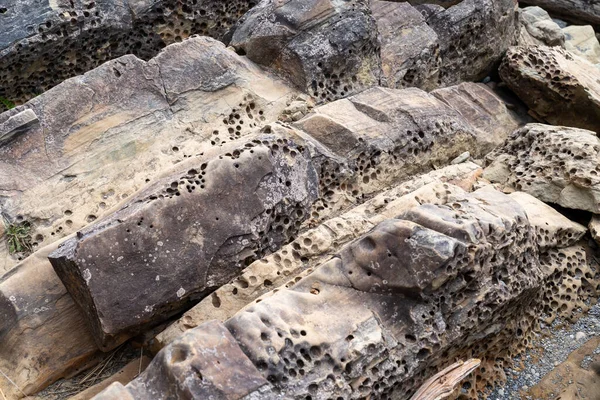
[518,6,565,47]
[564,25,600,65]
[590,215,600,245]
[509,191,587,249]
[485,123,600,213]
[0,36,298,274]
[0,238,99,399]
[151,163,483,351]
[499,45,600,131]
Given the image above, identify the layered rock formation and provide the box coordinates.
[2,1,600,399]
[95,185,596,399]
[499,46,600,131]
[521,0,600,25]
[0,0,258,109]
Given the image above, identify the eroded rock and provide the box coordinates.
[0,238,99,399]
[518,6,565,47]
[499,45,600,131]
[564,25,600,65]
[484,123,600,213]
[49,132,320,351]
[0,36,297,274]
[99,186,551,399]
[0,0,257,109]
[151,163,483,351]
[519,0,600,26]
[229,0,381,103]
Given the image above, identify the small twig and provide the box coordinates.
[138,346,144,377]
[0,367,27,397]
[0,385,7,400]
[410,359,481,400]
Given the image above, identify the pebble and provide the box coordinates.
[576,331,587,341]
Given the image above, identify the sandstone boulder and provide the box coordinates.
[519,0,600,26]
[484,124,600,213]
[518,6,565,47]
[499,45,600,132]
[0,36,297,273]
[374,0,518,90]
[229,0,381,103]
[372,1,440,90]
[96,186,552,399]
[0,238,98,399]
[49,132,320,351]
[564,25,600,65]
[0,0,257,109]
[151,163,483,351]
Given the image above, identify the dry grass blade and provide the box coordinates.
[0,368,27,397]
[410,359,481,400]
[0,386,7,400]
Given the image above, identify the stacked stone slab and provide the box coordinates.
[0,36,297,273]
[0,0,258,109]
[499,45,600,132]
[94,185,594,399]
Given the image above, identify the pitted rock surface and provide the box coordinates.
[499,45,600,132]
[229,0,381,104]
[98,186,577,399]
[0,36,297,274]
[0,0,258,109]
[484,123,600,213]
[49,133,320,350]
[152,163,482,351]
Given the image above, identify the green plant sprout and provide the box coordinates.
[0,96,15,110]
[3,219,32,254]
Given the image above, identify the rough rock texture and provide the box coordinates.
[520,0,600,26]
[499,45,600,132]
[419,0,518,86]
[229,0,381,103]
[96,321,268,400]
[49,132,320,351]
[564,25,600,65]
[590,216,600,246]
[431,82,522,154]
[0,238,99,399]
[373,1,440,91]
[0,0,258,109]
[0,36,297,273]
[374,0,518,90]
[484,123,600,213]
[152,163,483,351]
[48,79,517,352]
[97,186,584,399]
[518,6,565,47]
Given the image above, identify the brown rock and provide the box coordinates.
[0,239,99,399]
[0,36,297,274]
[151,163,482,351]
[93,321,268,400]
[519,0,600,26]
[499,45,600,132]
[484,123,600,213]
[49,132,320,351]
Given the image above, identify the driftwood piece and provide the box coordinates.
[410,359,481,400]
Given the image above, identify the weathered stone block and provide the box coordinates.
[0,36,296,274]
[49,133,320,350]
[484,123,600,213]
[499,45,600,132]
[0,239,98,398]
[229,0,381,103]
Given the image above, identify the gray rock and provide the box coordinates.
[230,0,381,103]
[49,132,321,350]
[0,0,257,109]
[520,0,600,26]
[519,6,565,47]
